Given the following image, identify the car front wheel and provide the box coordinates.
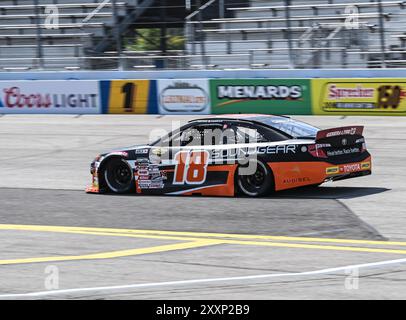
[103,158,134,194]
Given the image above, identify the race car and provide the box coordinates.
[86,114,371,197]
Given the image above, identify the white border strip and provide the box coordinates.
[1,257,406,299]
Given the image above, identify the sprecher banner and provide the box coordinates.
[312,78,406,115]
[210,79,312,115]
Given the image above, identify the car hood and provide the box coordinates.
[100,144,150,157]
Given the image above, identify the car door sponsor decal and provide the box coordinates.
[173,150,209,185]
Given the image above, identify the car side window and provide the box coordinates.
[180,124,225,146]
[180,127,202,146]
[153,122,275,148]
[234,125,268,144]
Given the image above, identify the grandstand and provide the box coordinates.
[0,0,201,70]
[187,0,406,69]
[0,0,405,71]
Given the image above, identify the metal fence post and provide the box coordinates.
[219,0,224,19]
[377,0,387,68]
[249,50,253,68]
[112,0,124,70]
[187,19,196,55]
[197,0,207,68]
[161,0,168,54]
[284,0,294,68]
[34,0,44,69]
[341,48,347,69]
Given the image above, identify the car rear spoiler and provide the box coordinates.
[316,126,364,142]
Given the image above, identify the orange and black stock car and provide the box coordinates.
[86,114,371,197]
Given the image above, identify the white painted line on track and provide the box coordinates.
[1,257,406,299]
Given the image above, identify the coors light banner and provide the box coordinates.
[0,80,101,114]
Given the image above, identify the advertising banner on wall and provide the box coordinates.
[312,78,406,115]
[157,79,210,115]
[0,81,101,114]
[101,80,157,114]
[210,79,311,115]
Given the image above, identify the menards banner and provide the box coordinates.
[210,79,312,115]
[312,78,406,115]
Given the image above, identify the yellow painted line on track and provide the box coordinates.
[217,239,406,255]
[0,228,218,243]
[1,224,406,247]
[1,224,406,266]
[0,240,220,266]
[111,230,406,247]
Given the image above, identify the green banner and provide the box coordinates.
[210,79,312,115]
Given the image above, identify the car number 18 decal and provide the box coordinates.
[173,150,209,185]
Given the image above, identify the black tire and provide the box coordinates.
[305,183,322,189]
[236,159,273,197]
[103,158,134,194]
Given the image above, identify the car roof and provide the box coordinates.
[188,114,290,124]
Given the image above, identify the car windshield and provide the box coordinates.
[251,116,319,138]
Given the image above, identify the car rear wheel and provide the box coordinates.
[104,158,134,194]
[237,159,273,197]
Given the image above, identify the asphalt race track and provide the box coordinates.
[0,115,406,299]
